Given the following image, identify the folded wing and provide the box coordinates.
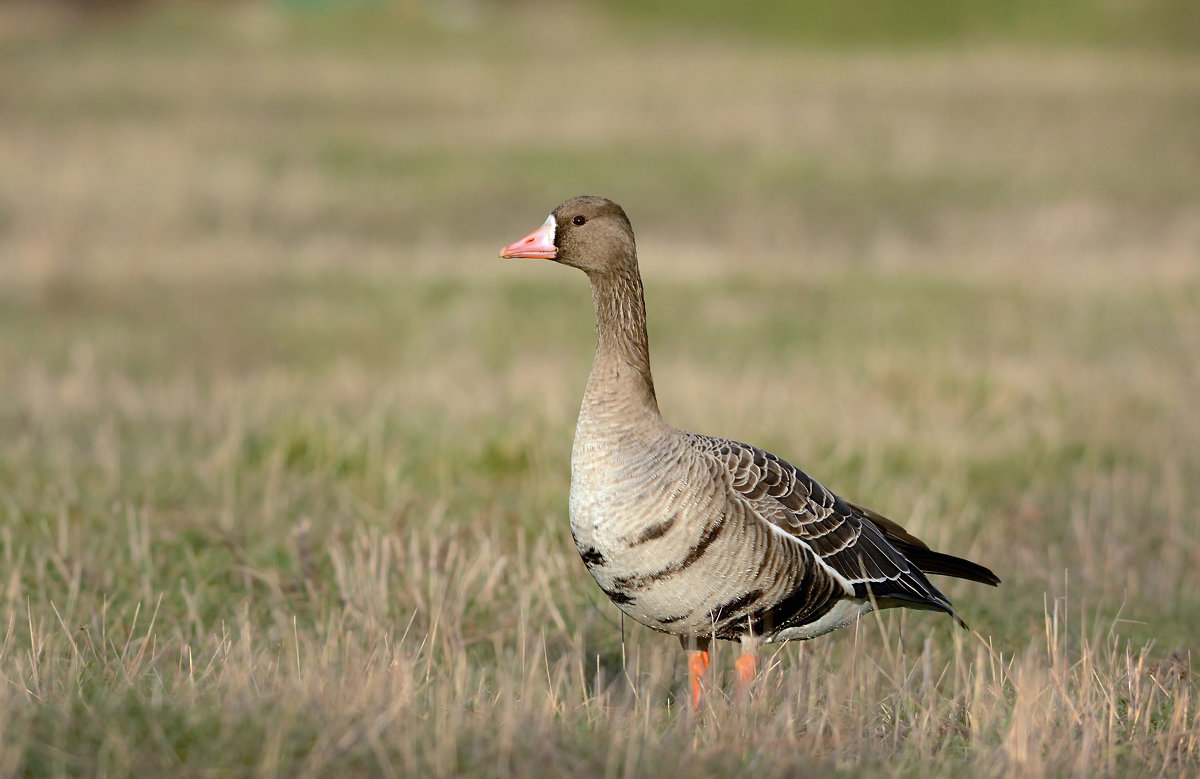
[693,435,998,626]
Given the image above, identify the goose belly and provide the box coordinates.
[568,456,773,637]
[569,510,721,633]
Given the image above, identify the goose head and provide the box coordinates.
[500,195,636,276]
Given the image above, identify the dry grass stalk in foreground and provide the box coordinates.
[0,520,1195,777]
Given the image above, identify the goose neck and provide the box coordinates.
[584,267,659,417]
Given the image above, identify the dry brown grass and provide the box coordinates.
[0,3,1197,776]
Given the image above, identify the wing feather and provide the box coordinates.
[690,434,966,616]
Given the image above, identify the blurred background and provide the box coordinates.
[4,0,1198,284]
[1,1,1199,772]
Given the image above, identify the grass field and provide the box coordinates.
[2,2,1199,775]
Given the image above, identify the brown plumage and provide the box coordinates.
[500,196,999,705]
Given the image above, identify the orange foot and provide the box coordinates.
[687,650,711,710]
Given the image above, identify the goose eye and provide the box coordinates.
[572,215,586,226]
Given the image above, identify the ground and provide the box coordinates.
[0,3,1198,775]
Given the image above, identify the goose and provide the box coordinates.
[500,196,1000,708]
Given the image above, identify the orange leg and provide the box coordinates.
[734,652,758,691]
[686,649,711,710]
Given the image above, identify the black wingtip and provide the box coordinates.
[853,504,1000,587]
[904,548,1001,587]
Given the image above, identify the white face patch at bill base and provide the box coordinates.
[541,213,556,244]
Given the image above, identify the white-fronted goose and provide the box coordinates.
[500,196,1000,708]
